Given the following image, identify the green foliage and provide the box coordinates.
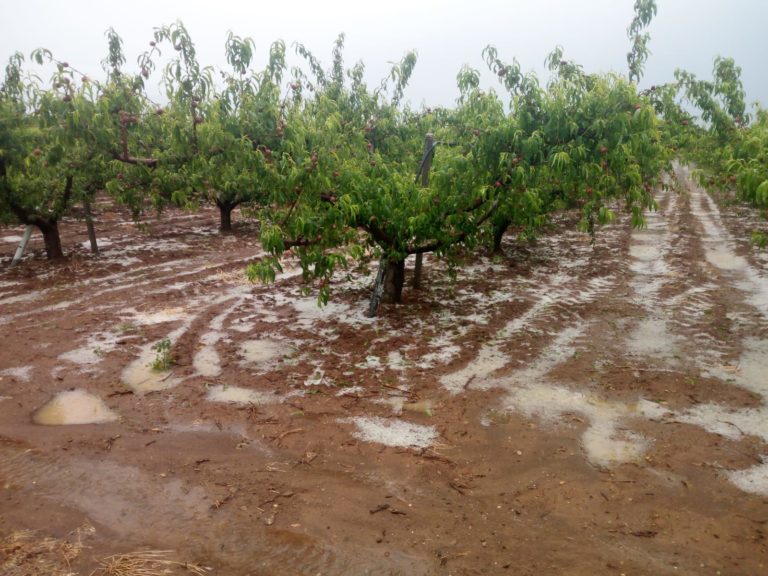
[5,8,762,313]
[676,59,767,226]
[1,49,117,255]
[150,337,172,371]
[627,0,658,83]
[479,47,665,246]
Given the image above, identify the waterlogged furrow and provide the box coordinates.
[0,445,210,538]
[685,170,768,321]
[0,251,261,327]
[666,166,768,495]
[628,185,674,307]
[0,254,191,308]
[440,272,617,394]
[625,184,693,365]
[472,324,667,468]
[0,443,421,574]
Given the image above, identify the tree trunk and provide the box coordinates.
[381,259,406,304]
[217,201,236,233]
[492,219,510,253]
[412,253,423,289]
[412,133,434,289]
[37,220,64,260]
[84,199,99,254]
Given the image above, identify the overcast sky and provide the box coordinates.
[1,0,765,109]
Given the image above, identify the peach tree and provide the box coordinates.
[106,23,290,234]
[0,28,170,259]
[247,36,506,314]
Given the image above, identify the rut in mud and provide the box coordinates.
[1,168,767,575]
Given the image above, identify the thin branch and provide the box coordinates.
[111,150,159,168]
[407,196,501,255]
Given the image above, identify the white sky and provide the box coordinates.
[1,0,765,109]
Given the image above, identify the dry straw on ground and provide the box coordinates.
[90,550,209,576]
[1,526,206,576]
[1,523,92,576]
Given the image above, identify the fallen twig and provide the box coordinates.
[272,428,304,445]
[448,481,468,496]
[259,490,294,508]
[370,503,390,514]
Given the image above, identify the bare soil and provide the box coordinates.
[1,167,767,575]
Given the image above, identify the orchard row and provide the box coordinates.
[0,1,763,313]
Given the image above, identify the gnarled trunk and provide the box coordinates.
[492,218,510,253]
[381,259,405,304]
[216,200,238,233]
[37,220,64,260]
[367,257,406,317]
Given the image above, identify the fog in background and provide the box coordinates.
[1,0,765,109]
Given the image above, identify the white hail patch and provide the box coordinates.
[58,329,126,366]
[342,416,437,449]
[206,384,278,406]
[0,366,33,382]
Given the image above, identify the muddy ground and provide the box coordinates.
[1,165,767,575]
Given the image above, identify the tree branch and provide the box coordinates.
[407,196,502,255]
[111,150,158,168]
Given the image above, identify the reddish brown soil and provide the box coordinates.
[1,173,767,576]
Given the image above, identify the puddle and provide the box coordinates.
[32,390,118,425]
[193,346,222,378]
[0,425,427,574]
[342,416,437,448]
[0,446,209,540]
[206,384,278,405]
[121,343,181,394]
